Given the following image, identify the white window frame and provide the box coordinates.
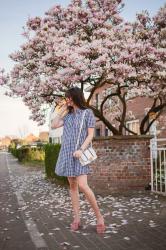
[125,119,140,135]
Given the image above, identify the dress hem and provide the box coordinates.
[55,172,91,177]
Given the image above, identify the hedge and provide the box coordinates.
[44,143,67,184]
[9,146,45,163]
[9,143,68,185]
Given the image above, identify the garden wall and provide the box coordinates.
[88,135,153,195]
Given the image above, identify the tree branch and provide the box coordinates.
[140,97,158,134]
[100,92,119,115]
[86,72,108,104]
[88,105,120,135]
[118,92,127,133]
[140,97,166,134]
[144,109,162,134]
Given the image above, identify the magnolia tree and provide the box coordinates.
[2,0,166,135]
[129,5,166,134]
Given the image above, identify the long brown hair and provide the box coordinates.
[65,87,87,113]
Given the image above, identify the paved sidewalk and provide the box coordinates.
[0,151,166,250]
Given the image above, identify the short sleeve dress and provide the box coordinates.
[55,108,95,177]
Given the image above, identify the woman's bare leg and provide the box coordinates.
[68,177,80,223]
[77,175,104,225]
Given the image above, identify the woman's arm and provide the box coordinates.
[51,114,64,129]
[80,127,94,151]
[51,105,68,129]
[73,127,94,158]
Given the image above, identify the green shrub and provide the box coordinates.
[28,148,45,161]
[10,146,45,163]
[10,148,18,158]
[8,142,17,156]
[44,143,67,184]
[17,147,30,162]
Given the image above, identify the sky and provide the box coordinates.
[0,0,165,137]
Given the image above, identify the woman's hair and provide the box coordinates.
[65,87,87,112]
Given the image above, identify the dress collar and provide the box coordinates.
[73,108,83,115]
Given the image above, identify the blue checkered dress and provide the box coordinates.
[55,108,95,177]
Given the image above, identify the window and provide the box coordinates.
[105,128,109,136]
[95,128,101,137]
[52,137,61,144]
[125,120,140,135]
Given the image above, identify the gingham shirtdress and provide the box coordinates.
[55,108,95,177]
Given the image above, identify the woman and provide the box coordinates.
[51,87,105,234]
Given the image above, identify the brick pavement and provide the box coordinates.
[0,151,166,250]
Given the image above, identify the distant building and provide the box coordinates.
[0,136,11,149]
[24,133,39,144]
[49,106,63,144]
[39,131,49,142]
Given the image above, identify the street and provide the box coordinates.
[0,151,166,250]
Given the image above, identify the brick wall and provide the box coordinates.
[88,135,152,195]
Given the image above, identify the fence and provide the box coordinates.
[150,138,166,195]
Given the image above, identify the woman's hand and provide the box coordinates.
[60,104,68,116]
[55,102,68,117]
[73,150,82,159]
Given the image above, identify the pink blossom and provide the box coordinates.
[2,0,166,128]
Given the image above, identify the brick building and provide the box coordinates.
[0,136,11,149]
[39,131,49,142]
[88,85,166,138]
